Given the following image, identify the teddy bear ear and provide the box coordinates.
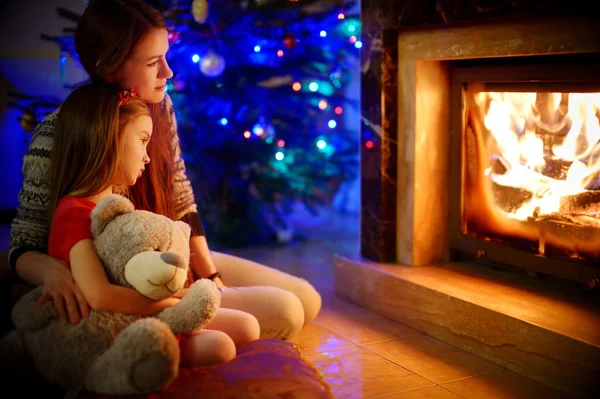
[175,221,191,240]
[91,194,135,236]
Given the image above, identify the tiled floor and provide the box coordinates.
[225,209,573,399]
[292,297,571,398]
[0,207,572,398]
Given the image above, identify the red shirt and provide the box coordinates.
[48,196,97,265]
[48,196,188,344]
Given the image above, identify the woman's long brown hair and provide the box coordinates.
[75,0,176,219]
[48,84,151,230]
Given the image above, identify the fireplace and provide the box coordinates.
[336,14,600,398]
[382,15,600,287]
[450,55,600,285]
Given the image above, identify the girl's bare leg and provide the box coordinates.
[204,307,260,347]
[179,330,236,368]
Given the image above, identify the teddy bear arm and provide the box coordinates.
[156,279,220,335]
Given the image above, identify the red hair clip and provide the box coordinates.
[118,89,137,107]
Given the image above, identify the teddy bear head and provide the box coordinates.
[90,194,191,300]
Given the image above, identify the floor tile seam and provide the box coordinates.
[367,384,469,399]
[356,344,441,386]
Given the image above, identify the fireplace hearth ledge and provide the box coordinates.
[334,255,600,398]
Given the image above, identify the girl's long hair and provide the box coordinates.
[75,0,176,219]
[48,84,151,230]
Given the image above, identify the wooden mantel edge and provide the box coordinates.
[394,16,600,61]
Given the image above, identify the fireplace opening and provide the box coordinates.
[449,54,600,286]
[465,87,600,262]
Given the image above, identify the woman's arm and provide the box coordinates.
[70,239,178,315]
[15,251,66,286]
[189,236,225,287]
[9,112,58,278]
[8,111,92,325]
[164,95,223,286]
[164,94,199,224]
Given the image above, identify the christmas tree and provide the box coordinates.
[17,0,360,247]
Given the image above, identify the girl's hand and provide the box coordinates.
[172,288,188,299]
[161,297,181,307]
[175,277,225,298]
[36,259,90,325]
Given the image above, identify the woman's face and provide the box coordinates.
[111,28,173,103]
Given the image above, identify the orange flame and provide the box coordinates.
[475,90,600,219]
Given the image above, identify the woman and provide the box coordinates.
[8,0,321,340]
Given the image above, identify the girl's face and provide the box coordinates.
[111,28,173,103]
[115,115,152,186]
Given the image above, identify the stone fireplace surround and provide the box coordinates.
[336,15,600,398]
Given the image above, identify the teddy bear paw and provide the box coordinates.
[131,352,179,393]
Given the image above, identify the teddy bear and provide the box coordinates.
[2,194,220,395]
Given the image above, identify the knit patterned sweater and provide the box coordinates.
[8,94,204,270]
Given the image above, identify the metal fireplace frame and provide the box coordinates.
[387,15,600,285]
[449,57,600,285]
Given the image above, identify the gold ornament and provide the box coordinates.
[20,110,38,132]
[192,0,209,24]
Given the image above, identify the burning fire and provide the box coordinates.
[476,91,600,219]
[463,85,600,261]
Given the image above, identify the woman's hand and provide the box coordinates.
[212,276,226,289]
[36,259,90,325]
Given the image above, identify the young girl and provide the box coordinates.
[46,83,259,367]
[9,0,320,341]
